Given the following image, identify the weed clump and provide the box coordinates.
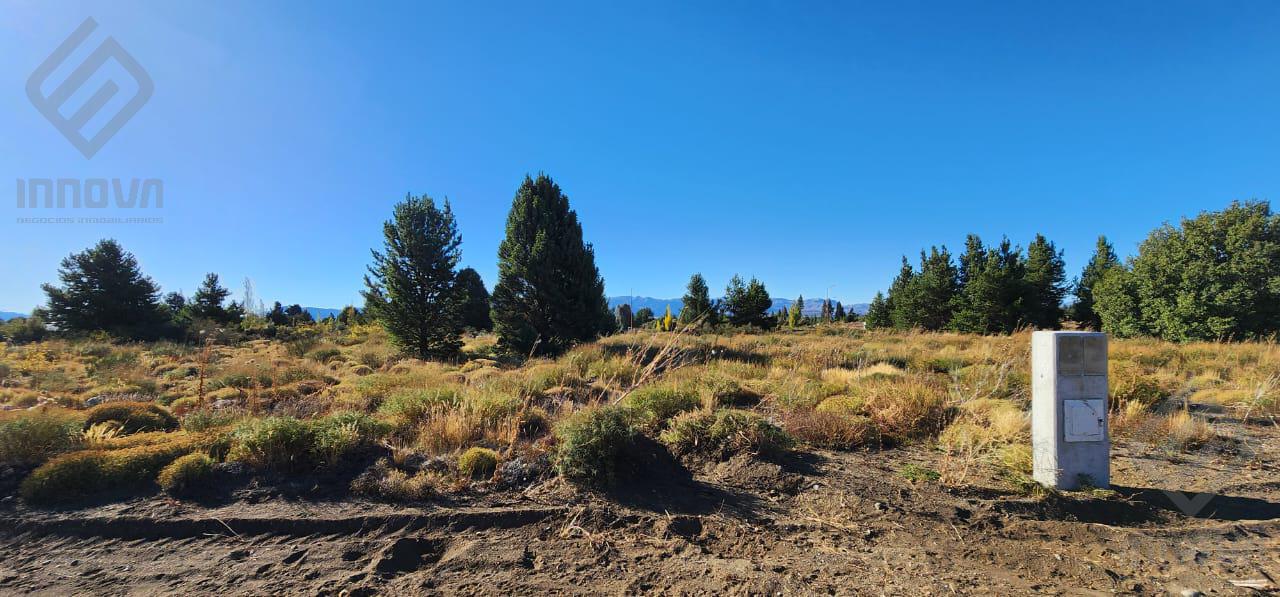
[622,386,699,429]
[83,401,178,434]
[0,410,83,466]
[157,452,215,496]
[554,406,637,487]
[227,413,384,472]
[661,409,793,459]
[458,447,499,479]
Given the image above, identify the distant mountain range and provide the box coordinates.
[304,307,342,321]
[0,311,27,321]
[607,297,869,317]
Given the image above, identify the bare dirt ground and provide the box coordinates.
[1,411,1277,596]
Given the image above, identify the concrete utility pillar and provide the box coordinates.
[1031,331,1109,490]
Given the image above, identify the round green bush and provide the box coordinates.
[458,447,499,479]
[554,405,636,487]
[157,452,215,496]
[83,401,178,434]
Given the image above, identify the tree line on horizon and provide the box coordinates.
[5,188,1277,349]
[863,200,1280,342]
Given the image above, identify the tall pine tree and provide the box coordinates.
[1069,235,1120,330]
[864,291,892,329]
[1022,234,1067,329]
[456,267,493,331]
[490,174,613,356]
[42,239,167,339]
[362,194,465,359]
[679,273,715,325]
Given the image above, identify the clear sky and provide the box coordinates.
[3,1,1278,313]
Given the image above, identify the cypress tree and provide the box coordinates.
[490,174,613,355]
[457,267,493,331]
[361,194,465,359]
[834,301,846,321]
[41,239,167,339]
[1022,234,1067,329]
[1069,235,1120,330]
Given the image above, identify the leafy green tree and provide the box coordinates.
[1022,234,1067,329]
[1105,201,1280,341]
[633,307,655,327]
[1069,235,1120,330]
[723,275,772,328]
[864,292,891,329]
[614,304,633,329]
[267,302,289,326]
[362,194,465,359]
[285,304,314,325]
[680,273,716,325]
[190,273,231,323]
[456,267,492,331]
[338,305,362,327]
[490,174,613,355]
[41,239,167,339]
[1093,267,1146,337]
[788,295,805,328]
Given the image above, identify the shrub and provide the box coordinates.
[622,386,699,429]
[169,396,199,414]
[228,413,385,471]
[699,374,759,408]
[157,452,215,495]
[458,447,499,479]
[181,409,236,432]
[661,409,793,459]
[20,432,207,503]
[307,346,343,363]
[706,409,793,457]
[783,409,876,450]
[83,401,178,434]
[227,417,316,471]
[378,387,462,427]
[899,463,940,483]
[0,411,83,466]
[554,406,637,487]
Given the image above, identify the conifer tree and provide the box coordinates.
[909,246,960,330]
[723,275,772,328]
[633,307,655,327]
[41,239,167,339]
[886,257,918,329]
[191,273,231,323]
[864,292,892,329]
[1069,235,1120,330]
[819,299,833,322]
[950,238,1026,334]
[680,273,716,325]
[362,194,465,359]
[456,267,493,331]
[490,174,613,355]
[834,302,846,321]
[1022,234,1067,329]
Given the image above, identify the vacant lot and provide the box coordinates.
[0,326,1277,594]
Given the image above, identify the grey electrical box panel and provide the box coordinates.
[1032,331,1109,490]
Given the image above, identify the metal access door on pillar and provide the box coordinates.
[1031,331,1109,490]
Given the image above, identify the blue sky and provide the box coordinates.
[2,1,1278,312]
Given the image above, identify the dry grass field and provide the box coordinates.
[0,325,1277,594]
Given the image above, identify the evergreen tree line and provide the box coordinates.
[615,273,781,331]
[864,200,1280,341]
[864,234,1068,334]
